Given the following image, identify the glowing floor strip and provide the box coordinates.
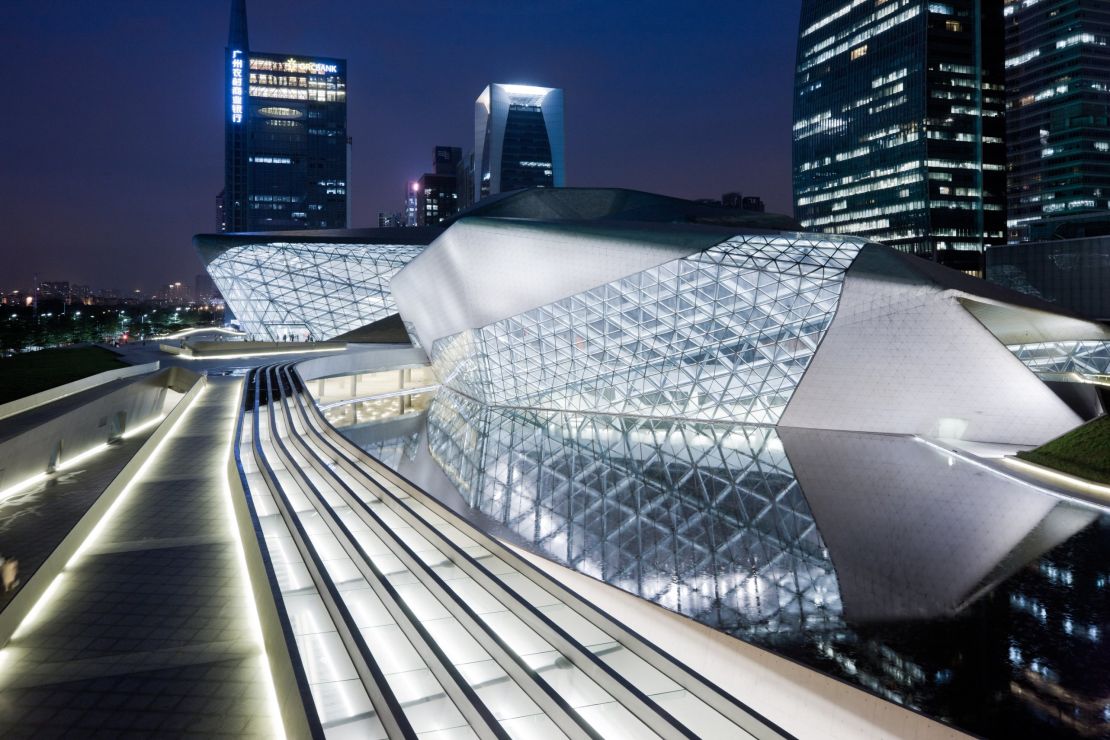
[914,436,1109,513]
[0,473,49,504]
[2,388,201,657]
[67,397,201,567]
[1,383,285,738]
[0,414,168,504]
[1001,456,1110,504]
[121,413,167,439]
[160,326,246,340]
[10,574,65,641]
[175,346,345,361]
[220,385,286,740]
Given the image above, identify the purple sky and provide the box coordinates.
[0,0,802,293]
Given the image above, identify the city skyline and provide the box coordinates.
[1,3,1108,735]
[792,0,1007,270]
[0,0,801,292]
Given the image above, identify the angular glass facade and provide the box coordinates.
[793,0,1006,262]
[431,233,863,424]
[204,242,422,340]
[402,386,1104,738]
[426,387,843,637]
[1005,0,1110,241]
[1008,340,1110,376]
[224,1,348,232]
[475,84,565,199]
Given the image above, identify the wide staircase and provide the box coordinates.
[238,363,790,739]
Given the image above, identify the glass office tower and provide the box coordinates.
[1005,0,1110,241]
[793,0,1006,269]
[474,84,565,200]
[223,0,349,232]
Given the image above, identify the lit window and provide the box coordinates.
[946,20,962,32]
[850,45,868,61]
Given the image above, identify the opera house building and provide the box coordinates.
[15,187,1093,738]
[199,187,1108,444]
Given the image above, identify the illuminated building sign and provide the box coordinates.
[250,57,339,75]
[230,50,244,123]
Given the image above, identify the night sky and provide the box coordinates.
[0,0,802,294]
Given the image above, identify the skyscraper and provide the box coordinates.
[456,150,476,210]
[404,182,420,227]
[793,1,1006,270]
[418,146,462,226]
[474,84,565,200]
[223,0,349,232]
[433,145,462,176]
[1004,0,1110,241]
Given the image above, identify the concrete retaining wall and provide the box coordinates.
[0,361,160,422]
[0,368,183,493]
[182,340,345,357]
[0,372,205,650]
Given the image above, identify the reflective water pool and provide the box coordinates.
[341,387,1109,739]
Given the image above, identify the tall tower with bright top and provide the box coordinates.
[222,0,349,232]
[474,84,565,201]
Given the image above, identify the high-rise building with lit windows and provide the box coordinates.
[417,146,462,226]
[793,0,1006,270]
[1004,0,1110,241]
[223,0,349,232]
[404,182,420,227]
[475,84,565,200]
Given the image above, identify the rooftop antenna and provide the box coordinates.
[229,0,249,50]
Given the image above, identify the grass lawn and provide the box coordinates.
[0,346,129,405]
[1017,415,1110,484]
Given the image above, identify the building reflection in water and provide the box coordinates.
[426,387,843,638]
[402,387,1105,738]
[326,380,1107,738]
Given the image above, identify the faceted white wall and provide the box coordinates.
[778,268,1082,444]
[392,218,1088,442]
[390,219,704,350]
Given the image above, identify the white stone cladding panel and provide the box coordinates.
[779,271,1082,444]
[390,219,704,349]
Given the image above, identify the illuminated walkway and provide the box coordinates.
[0,430,154,616]
[0,380,279,737]
[242,363,787,738]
